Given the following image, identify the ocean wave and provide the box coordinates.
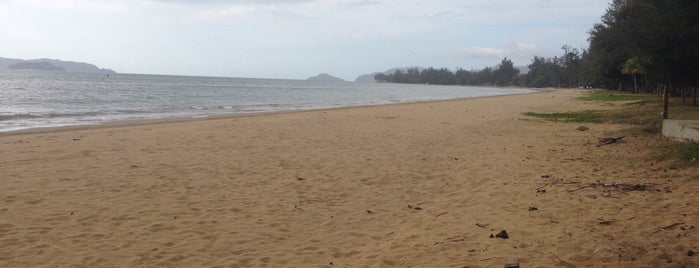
[0,112,101,121]
[189,106,208,111]
[0,113,41,121]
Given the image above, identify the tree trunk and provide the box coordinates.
[662,87,669,119]
[693,87,697,106]
[643,74,649,93]
[633,75,638,93]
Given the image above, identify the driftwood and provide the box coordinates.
[435,212,448,217]
[596,136,625,147]
[591,182,654,191]
[597,136,625,147]
[550,251,575,268]
[293,204,322,216]
[569,182,655,192]
[475,223,490,228]
[651,222,685,234]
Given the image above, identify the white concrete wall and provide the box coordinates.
[662,120,699,142]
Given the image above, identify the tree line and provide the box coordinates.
[587,0,698,103]
[375,48,591,89]
[376,0,698,104]
[374,58,520,87]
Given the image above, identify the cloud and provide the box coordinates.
[457,46,506,59]
[456,41,553,63]
[147,0,312,4]
[5,0,128,12]
[191,4,260,19]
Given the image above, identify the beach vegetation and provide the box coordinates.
[529,89,699,166]
[593,91,699,122]
[677,143,699,165]
[621,57,646,93]
[518,45,588,89]
[523,110,604,123]
[525,101,699,168]
[652,141,699,168]
[527,88,699,129]
[576,90,647,102]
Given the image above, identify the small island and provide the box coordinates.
[0,57,116,74]
[307,73,344,82]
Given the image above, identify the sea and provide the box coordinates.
[0,70,536,132]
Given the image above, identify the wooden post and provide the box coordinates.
[662,87,669,119]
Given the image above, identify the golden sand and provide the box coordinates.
[1,90,697,267]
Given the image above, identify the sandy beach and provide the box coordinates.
[1,89,697,267]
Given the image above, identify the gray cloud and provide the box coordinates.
[147,0,314,5]
[456,41,555,63]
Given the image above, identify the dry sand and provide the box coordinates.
[1,90,697,267]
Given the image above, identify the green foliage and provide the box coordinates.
[621,57,646,92]
[517,45,590,88]
[374,58,519,87]
[522,110,604,123]
[621,57,645,76]
[588,0,699,93]
[576,90,645,101]
[677,143,699,163]
[520,56,561,88]
[653,142,699,168]
[496,57,519,86]
[526,90,699,167]
[622,99,657,106]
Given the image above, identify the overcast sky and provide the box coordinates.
[0,0,611,80]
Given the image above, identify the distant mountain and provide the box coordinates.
[307,73,344,82]
[8,61,64,71]
[383,66,426,74]
[355,72,380,83]
[354,66,426,82]
[0,57,21,69]
[0,57,116,73]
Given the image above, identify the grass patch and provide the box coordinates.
[576,90,646,102]
[523,110,604,123]
[677,142,699,164]
[667,99,699,120]
[532,90,699,167]
[579,90,699,120]
[652,142,699,168]
[622,99,658,106]
[619,124,663,135]
[531,91,697,127]
[610,112,633,121]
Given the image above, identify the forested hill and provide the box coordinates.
[0,57,116,73]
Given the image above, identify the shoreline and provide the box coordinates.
[0,88,543,136]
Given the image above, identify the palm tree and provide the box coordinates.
[621,57,645,93]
